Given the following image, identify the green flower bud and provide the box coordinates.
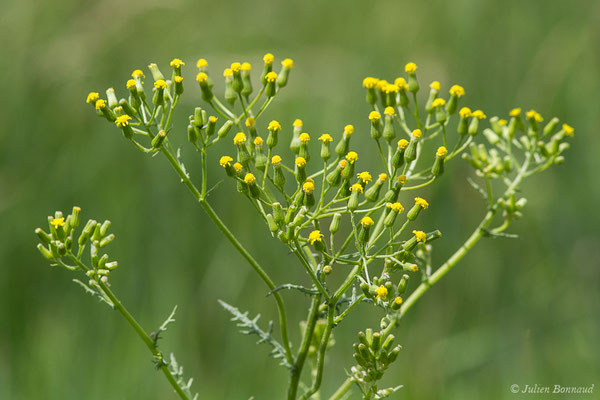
[347,184,363,211]
[230,63,243,93]
[407,197,429,221]
[383,111,396,143]
[431,146,448,176]
[118,98,137,117]
[266,214,278,234]
[425,82,440,113]
[272,161,286,191]
[358,216,374,243]
[365,174,388,202]
[404,130,421,162]
[326,160,346,186]
[218,120,234,139]
[330,213,342,234]
[240,62,253,98]
[148,63,165,81]
[397,274,409,295]
[37,243,54,260]
[224,73,236,105]
[261,53,274,85]
[405,62,419,92]
[187,124,198,145]
[277,58,294,88]
[106,88,118,109]
[265,71,278,97]
[196,72,214,101]
[99,234,115,248]
[384,202,404,227]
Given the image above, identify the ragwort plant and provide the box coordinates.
[35,54,574,399]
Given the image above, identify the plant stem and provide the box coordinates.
[328,377,353,400]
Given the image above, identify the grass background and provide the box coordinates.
[1,0,599,398]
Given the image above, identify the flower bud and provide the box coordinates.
[230,62,243,94]
[384,202,404,227]
[196,72,214,101]
[432,98,447,124]
[405,62,419,93]
[363,77,379,105]
[173,76,184,95]
[365,173,387,202]
[335,125,354,157]
[37,243,54,260]
[342,151,358,180]
[266,214,279,234]
[330,213,342,234]
[115,114,134,139]
[348,184,363,211]
[397,274,409,295]
[407,197,429,221]
[152,79,167,106]
[447,84,465,115]
[240,62,253,99]
[369,111,382,140]
[383,108,397,143]
[318,134,333,160]
[265,71,278,97]
[431,146,447,176]
[289,119,303,154]
[295,156,307,183]
[106,88,118,109]
[425,81,440,113]
[261,53,274,85]
[392,139,409,169]
[223,68,236,105]
[277,58,293,88]
[404,129,421,162]
[95,99,116,122]
[326,160,346,186]
[468,110,487,136]
[298,132,311,161]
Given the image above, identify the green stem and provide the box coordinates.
[328,377,353,400]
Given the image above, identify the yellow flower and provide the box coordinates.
[263,53,274,64]
[271,155,282,164]
[344,125,354,136]
[282,58,294,68]
[384,106,396,116]
[449,84,465,97]
[174,76,183,83]
[394,77,408,90]
[303,180,315,194]
[115,115,132,127]
[436,146,448,157]
[230,62,241,72]
[295,157,307,167]
[375,285,388,300]
[394,296,403,305]
[369,111,381,121]
[390,202,404,212]
[223,68,233,78]
[459,107,472,118]
[244,173,256,184]
[405,62,417,73]
[414,197,429,209]
[362,77,379,89]
[410,264,419,272]
[245,117,256,127]
[430,81,441,91]
[398,175,407,184]
[50,217,66,228]
[378,173,388,182]
[154,80,167,90]
[196,72,208,83]
[265,71,278,82]
[472,110,487,119]
[131,69,145,79]
[413,230,426,242]
[254,137,263,146]
[509,107,521,117]
[233,132,247,145]
[268,120,282,131]
[338,160,348,169]
[241,62,252,71]
[299,133,310,143]
[357,171,372,183]
[323,265,332,274]
[318,134,333,143]
[308,230,324,245]
[86,92,99,104]
[526,109,543,122]
[432,98,446,108]
[398,139,409,149]
[345,152,358,164]
[376,80,389,91]
[196,58,208,68]
[360,216,374,227]
[233,162,243,172]
[350,183,363,193]
[384,84,400,94]
[412,129,422,138]
[293,119,303,127]
[126,79,136,89]
[562,123,574,136]
[170,58,185,68]
[498,119,507,126]
[209,116,218,123]
[219,156,233,167]
[95,99,106,110]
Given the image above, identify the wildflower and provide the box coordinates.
[219,156,233,167]
[344,124,354,137]
[398,175,407,184]
[379,173,388,181]
[369,111,381,121]
[526,109,543,122]
[362,77,379,89]
[410,264,419,272]
[398,139,409,149]
[126,79,137,90]
[436,146,448,157]
[459,107,472,118]
[131,69,145,79]
[414,197,429,209]
[170,58,185,68]
[86,92,99,104]
[472,110,487,119]
[233,163,243,172]
[432,98,446,108]
[281,58,294,68]
[196,72,208,83]
[233,132,247,145]
[323,265,332,274]
[384,107,396,116]
[254,137,263,146]
[395,77,408,90]
[499,119,507,126]
[95,99,106,110]
[432,147,448,176]
[245,117,256,127]
[303,180,315,194]
[384,202,404,226]
[299,133,310,143]
[430,81,441,91]
[318,134,333,143]
[263,53,274,65]
[295,157,307,167]
[265,71,278,82]
[308,230,324,245]
[115,115,131,127]
[244,173,256,184]
[196,58,208,68]
[231,62,241,73]
[375,285,388,300]
[154,80,167,90]
[509,107,521,117]
[360,216,374,227]
[268,120,282,131]
[405,62,417,73]
[449,84,465,97]
[412,129,422,138]
[293,119,303,127]
[272,155,282,164]
[390,202,404,212]
[50,217,65,228]
[357,172,372,184]
[350,183,363,193]
[408,197,428,221]
[413,230,426,242]
[345,151,358,164]
[562,123,574,136]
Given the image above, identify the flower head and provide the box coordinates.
[245,117,255,127]
[405,62,417,73]
[241,62,252,71]
[412,129,422,138]
[299,133,310,143]
[344,125,354,136]
[254,137,263,146]
[395,77,408,90]
[498,119,507,126]
[430,81,441,91]
[50,217,65,228]
[230,62,241,72]
[338,160,348,169]
[369,111,381,121]
[265,71,278,82]
[174,76,183,83]
[86,92,99,104]
[394,296,403,305]
[282,58,294,68]
[449,84,465,97]
[360,216,374,227]
[303,180,315,194]
[126,79,137,89]
[131,69,145,79]
[526,109,543,122]
[223,68,233,78]
[233,163,243,173]
[375,285,388,300]
[219,156,233,167]
[384,106,396,116]
[398,175,407,184]
[263,53,274,65]
[410,264,419,272]
[383,84,400,94]
[436,146,448,157]
[350,183,363,193]
[414,197,429,209]
[432,98,446,108]
[95,99,106,110]
[362,77,379,89]
[413,230,426,242]
[389,202,404,212]
[244,173,256,184]
[308,230,324,245]
[196,72,208,83]
[318,134,333,143]
[233,132,247,145]
[196,58,208,68]
[345,151,358,164]
[115,115,132,127]
[154,80,167,90]
[170,58,185,68]
[268,120,282,131]
[509,107,521,117]
[398,139,409,149]
[295,157,307,167]
[271,155,282,165]
[562,123,574,136]
[293,119,303,127]
[472,110,487,119]
[378,173,388,182]
[459,107,472,118]
[357,171,372,183]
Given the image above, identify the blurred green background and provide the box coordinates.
[1,0,599,398]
